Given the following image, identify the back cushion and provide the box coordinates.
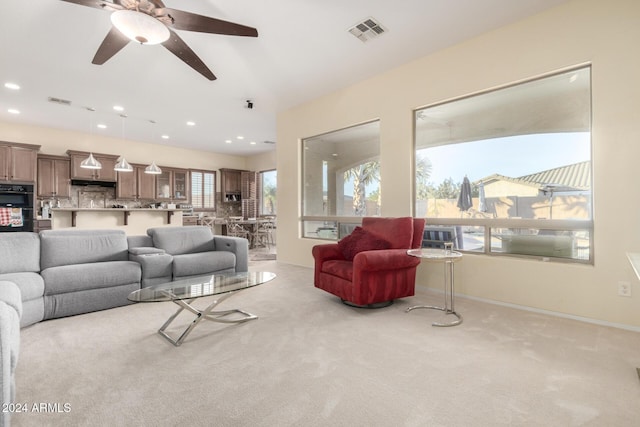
[40,229,128,270]
[148,226,215,255]
[0,232,40,273]
[361,217,414,249]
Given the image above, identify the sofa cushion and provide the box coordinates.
[40,229,129,270]
[172,252,236,278]
[148,226,215,255]
[361,217,414,249]
[338,226,391,261]
[0,232,40,274]
[42,261,141,295]
[0,272,44,302]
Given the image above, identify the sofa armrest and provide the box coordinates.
[0,281,21,413]
[214,236,248,273]
[353,249,421,272]
[128,251,173,287]
[312,244,345,264]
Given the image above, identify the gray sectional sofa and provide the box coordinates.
[0,225,249,426]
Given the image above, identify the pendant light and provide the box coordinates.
[144,119,162,174]
[114,157,133,172]
[80,152,102,169]
[114,116,133,172]
[80,109,102,169]
[145,161,162,175]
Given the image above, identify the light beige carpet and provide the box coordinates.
[13,261,640,426]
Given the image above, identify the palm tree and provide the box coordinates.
[344,161,380,216]
[416,154,433,200]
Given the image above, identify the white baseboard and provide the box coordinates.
[418,287,640,333]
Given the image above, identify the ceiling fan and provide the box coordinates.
[58,0,258,80]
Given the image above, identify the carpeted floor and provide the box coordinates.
[13,261,640,427]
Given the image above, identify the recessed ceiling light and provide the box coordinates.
[97,124,107,129]
[250,141,257,145]
[186,121,195,126]
[225,140,232,144]
[4,82,20,90]
[113,105,124,112]
[161,135,170,139]
[8,108,20,114]
[237,136,244,140]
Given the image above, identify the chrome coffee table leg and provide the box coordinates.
[158,291,257,346]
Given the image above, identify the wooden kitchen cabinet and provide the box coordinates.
[67,150,118,181]
[220,168,245,202]
[116,164,156,200]
[0,142,40,183]
[156,167,189,201]
[37,154,71,198]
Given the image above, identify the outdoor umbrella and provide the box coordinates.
[457,176,473,212]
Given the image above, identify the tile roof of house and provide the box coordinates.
[476,161,591,191]
[518,160,591,191]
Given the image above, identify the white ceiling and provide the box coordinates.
[0,0,569,156]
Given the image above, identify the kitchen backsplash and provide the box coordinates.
[37,186,241,218]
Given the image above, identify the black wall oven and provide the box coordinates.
[0,184,34,232]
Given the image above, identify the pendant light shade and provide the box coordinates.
[80,153,102,169]
[114,157,133,172]
[144,161,162,175]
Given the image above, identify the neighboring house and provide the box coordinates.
[477,161,591,198]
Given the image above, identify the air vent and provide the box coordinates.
[348,17,386,43]
[263,140,276,145]
[47,96,72,106]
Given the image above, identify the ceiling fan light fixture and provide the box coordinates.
[80,153,102,170]
[110,10,170,45]
[114,157,134,172]
[144,161,162,175]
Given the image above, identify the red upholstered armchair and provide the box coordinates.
[312,217,426,308]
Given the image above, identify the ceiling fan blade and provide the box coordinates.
[161,8,258,37]
[162,29,216,80]
[58,0,122,12]
[92,27,130,65]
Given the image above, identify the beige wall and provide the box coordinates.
[246,150,276,173]
[276,0,640,328]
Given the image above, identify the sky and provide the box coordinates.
[417,132,591,185]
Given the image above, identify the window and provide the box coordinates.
[260,169,277,215]
[190,170,216,210]
[302,120,381,240]
[414,66,592,262]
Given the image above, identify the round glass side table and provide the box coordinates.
[406,242,463,327]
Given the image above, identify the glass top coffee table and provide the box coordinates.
[128,271,276,346]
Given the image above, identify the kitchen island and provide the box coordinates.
[50,208,184,235]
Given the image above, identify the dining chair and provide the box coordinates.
[226,217,251,241]
[253,219,275,249]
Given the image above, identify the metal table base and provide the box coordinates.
[406,245,463,327]
[158,290,257,346]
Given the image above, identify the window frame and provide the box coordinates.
[190,169,217,212]
[300,120,381,240]
[413,66,593,263]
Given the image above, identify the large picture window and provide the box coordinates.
[415,66,592,262]
[302,120,381,239]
